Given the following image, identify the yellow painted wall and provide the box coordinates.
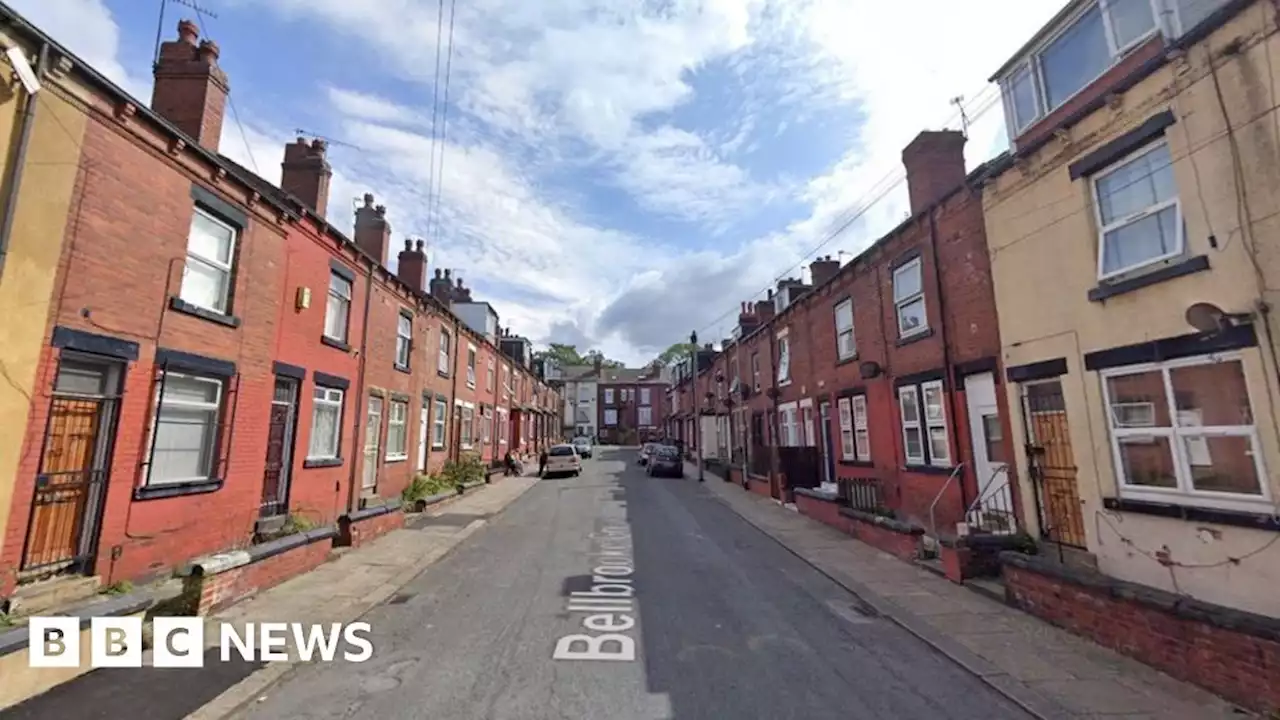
[0,57,88,576]
[983,2,1280,617]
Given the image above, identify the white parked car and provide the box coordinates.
[572,437,593,458]
[544,444,582,478]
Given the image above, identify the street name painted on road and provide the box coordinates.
[553,522,638,662]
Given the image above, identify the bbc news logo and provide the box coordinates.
[28,617,374,668]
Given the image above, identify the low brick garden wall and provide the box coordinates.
[337,499,405,548]
[746,474,772,498]
[838,507,923,561]
[794,488,849,533]
[180,526,337,616]
[1002,551,1280,714]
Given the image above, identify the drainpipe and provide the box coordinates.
[927,210,969,513]
[0,42,47,281]
[448,314,461,462]
[346,262,375,515]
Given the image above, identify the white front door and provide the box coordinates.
[964,372,1014,533]
[363,397,383,490]
[417,404,429,472]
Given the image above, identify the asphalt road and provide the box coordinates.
[236,448,1031,720]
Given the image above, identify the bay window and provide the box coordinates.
[1102,353,1268,511]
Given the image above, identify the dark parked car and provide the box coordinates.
[647,445,683,478]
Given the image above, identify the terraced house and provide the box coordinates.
[0,13,561,614]
[980,0,1280,710]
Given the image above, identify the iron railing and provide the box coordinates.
[966,467,1018,535]
[927,463,965,543]
[838,478,884,514]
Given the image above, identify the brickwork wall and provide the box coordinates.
[186,539,333,615]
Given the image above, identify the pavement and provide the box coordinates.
[220,448,1034,720]
[690,461,1252,720]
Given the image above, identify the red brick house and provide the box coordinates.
[676,130,1018,542]
[0,17,561,603]
[596,366,669,445]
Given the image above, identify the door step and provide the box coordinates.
[9,575,102,617]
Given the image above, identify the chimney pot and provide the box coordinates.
[354,193,392,264]
[404,238,413,251]
[197,39,220,62]
[435,268,442,278]
[415,239,424,251]
[456,278,463,288]
[363,193,374,207]
[444,269,451,279]
[177,19,199,45]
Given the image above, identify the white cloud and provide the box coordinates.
[326,87,422,126]
[9,0,149,100]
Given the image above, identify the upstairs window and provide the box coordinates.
[181,209,237,314]
[466,347,477,388]
[325,271,352,343]
[893,258,927,338]
[1095,142,1182,279]
[777,336,791,384]
[604,388,615,404]
[1001,0,1157,136]
[395,313,412,368]
[834,299,855,360]
[438,331,451,374]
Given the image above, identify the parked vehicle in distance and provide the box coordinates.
[647,445,683,478]
[638,443,658,466]
[543,444,581,478]
[572,436,593,458]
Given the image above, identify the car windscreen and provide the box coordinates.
[655,446,679,458]
[549,446,576,456]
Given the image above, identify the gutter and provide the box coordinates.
[0,41,45,280]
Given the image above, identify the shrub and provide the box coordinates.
[403,474,450,503]
[442,452,486,488]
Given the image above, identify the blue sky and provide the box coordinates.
[16,0,1063,365]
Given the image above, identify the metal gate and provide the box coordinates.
[1021,380,1087,548]
[22,357,121,575]
[260,377,299,518]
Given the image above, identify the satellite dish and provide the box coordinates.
[1185,302,1227,333]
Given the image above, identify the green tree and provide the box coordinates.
[535,344,624,369]
[655,342,698,368]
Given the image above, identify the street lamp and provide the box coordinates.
[690,331,704,482]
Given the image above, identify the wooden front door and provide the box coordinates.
[260,376,299,518]
[22,357,121,576]
[1022,380,1086,547]
[363,397,383,491]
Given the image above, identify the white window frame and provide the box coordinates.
[144,371,225,486]
[776,332,791,385]
[432,398,447,448]
[395,313,412,368]
[837,397,856,460]
[483,407,493,444]
[852,395,870,462]
[487,359,496,391]
[778,402,798,447]
[466,345,477,388]
[998,0,1163,139]
[604,408,618,426]
[1101,352,1270,512]
[502,365,512,396]
[1091,141,1183,281]
[460,406,474,448]
[638,406,652,427]
[893,258,928,338]
[324,271,352,343]
[921,380,951,467]
[898,386,925,466]
[752,353,761,391]
[180,208,237,314]
[438,331,451,374]
[497,408,508,444]
[307,386,344,460]
[604,388,615,404]
[385,399,408,460]
[640,387,651,405]
[834,299,856,361]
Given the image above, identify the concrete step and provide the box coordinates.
[9,575,102,617]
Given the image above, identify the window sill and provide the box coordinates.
[902,464,957,476]
[778,379,792,387]
[1103,496,1280,532]
[134,478,223,501]
[896,328,934,347]
[394,363,411,375]
[1088,255,1210,302]
[438,369,450,378]
[384,456,408,464]
[168,297,241,328]
[431,444,445,450]
[303,457,343,469]
[835,354,859,367]
[321,335,351,352]
[838,459,875,468]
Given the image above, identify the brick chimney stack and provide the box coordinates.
[397,238,427,293]
[754,290,776,323]
[427,269,453,302]
[354,193,391,264]
[738,301,760,336]
[902,130,967,217]
[281,137,333,217]
[809,255,841,288]
[151,19,229,152]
